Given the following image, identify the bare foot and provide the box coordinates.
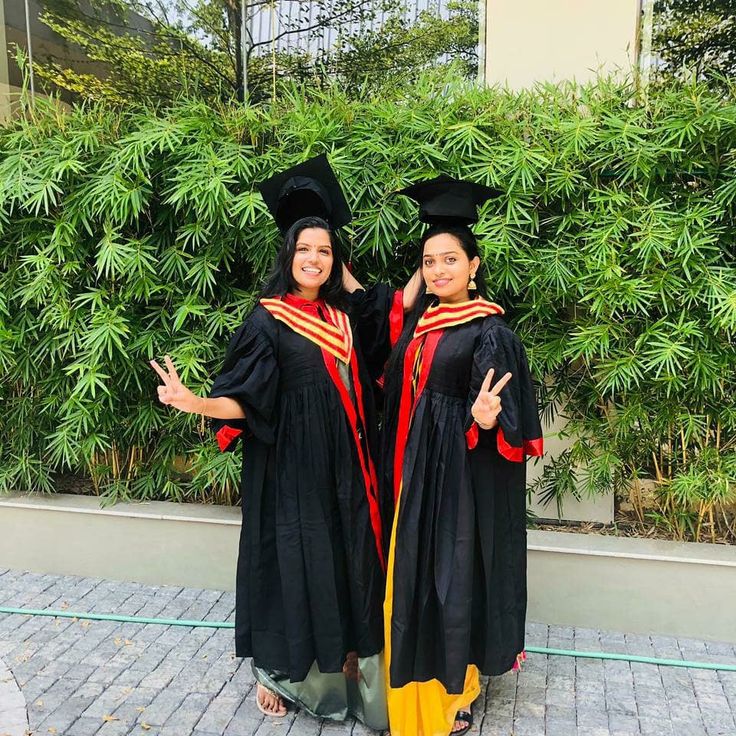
[256,683,287,717]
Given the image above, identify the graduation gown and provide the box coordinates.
[380,300,543,697]
[208,294,385,684]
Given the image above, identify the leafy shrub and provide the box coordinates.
[1,72,735,541]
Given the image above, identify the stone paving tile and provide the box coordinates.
[1,569,736,735]
[0,651,28,736]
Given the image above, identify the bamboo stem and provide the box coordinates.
[680,425,687,467]
[695,502,705,542]
[652,451,663,482]
[631,477,645,523]
[127,446,139,477]
[271,0,277,102]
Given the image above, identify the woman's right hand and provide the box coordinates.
[150,355,203,414]
[471,368,512,429]
[403,268,423,312]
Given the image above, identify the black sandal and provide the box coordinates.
[452,710,473,735]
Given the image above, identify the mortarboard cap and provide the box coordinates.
[257,154,352,233]
[397,174,500,226]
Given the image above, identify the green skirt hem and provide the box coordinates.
[252,652,388,730]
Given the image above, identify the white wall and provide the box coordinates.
[485,0,642,90]
[527,408,614,524]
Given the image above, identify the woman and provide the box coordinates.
[348,175,544,736]
[150,157,391,727]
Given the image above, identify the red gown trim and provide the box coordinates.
[465,422,479,450]
[349,350,385,567]
[524,436,545,457]
[392,330,444,504]
[216,424,243,452]
[389,289,405,348]
[321,348,385,571]
[497,426,544,462]
[283,292,324,309]
[311,304,385,570]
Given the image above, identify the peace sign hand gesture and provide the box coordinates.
[471,368,512,430]
[150,355,203,414]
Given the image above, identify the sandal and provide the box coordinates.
[452,710,473,735]
[256,682,287,717]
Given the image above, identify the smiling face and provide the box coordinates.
[291,227,334,299]
[422,232,480,304]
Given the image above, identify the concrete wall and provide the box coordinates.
[3,0,91,91]
[527,529,736,643]
[1,0,156,121]
[485,0,642,90]
[0,494,241,591]
[2,494,734,643]
[527,407,614,524]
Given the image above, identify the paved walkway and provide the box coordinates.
[1,569,735,736]
[0,652,28,736]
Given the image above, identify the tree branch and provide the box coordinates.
[248,0,377,50]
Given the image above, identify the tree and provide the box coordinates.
[651,0,736,86]
[35,0,236,104]
[32,0,478,105]
[328,0,478,92]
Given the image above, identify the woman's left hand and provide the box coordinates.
[471,368,512,430]
[342,263,363,293]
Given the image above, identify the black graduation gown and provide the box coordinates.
[380,311,543,695]
[344,285,405,548]
[208,302,385,683]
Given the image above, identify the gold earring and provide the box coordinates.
[468,273,477,290]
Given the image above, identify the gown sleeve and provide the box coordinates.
[465,318,544,462]
[208,311,279,451]
[345,283,404,382]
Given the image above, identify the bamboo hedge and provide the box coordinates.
[1,73,735,542]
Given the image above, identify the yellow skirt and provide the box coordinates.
[384,487,480,736]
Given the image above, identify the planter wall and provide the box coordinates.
[527,530,736,643]
[1,493,734,642]
[0,493,240,591]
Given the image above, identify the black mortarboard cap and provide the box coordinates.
[257,154,352,233]
[397,174,500,225]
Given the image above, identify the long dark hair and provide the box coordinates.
[387,223,487,373]
[259,216,347,309]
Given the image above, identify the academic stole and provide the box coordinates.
[413,298,504,338]
[260,297,353,363]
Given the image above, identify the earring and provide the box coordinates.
[468,273,477,290]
